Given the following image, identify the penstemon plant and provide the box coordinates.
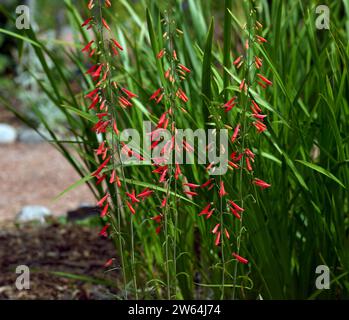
[78,0,273,300]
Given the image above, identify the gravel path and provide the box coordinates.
[0,142,95,221]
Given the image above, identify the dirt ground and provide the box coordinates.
[0,222,118,299]
[0,141,95,222]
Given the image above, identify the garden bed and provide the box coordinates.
[0,222,117,299]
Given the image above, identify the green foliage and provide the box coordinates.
[1,0,349,299]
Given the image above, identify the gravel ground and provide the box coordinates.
[0,142,95,222]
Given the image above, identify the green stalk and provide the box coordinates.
[223,0,233,98]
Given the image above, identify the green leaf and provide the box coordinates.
[296,160,346,188]
[201,18,214,109]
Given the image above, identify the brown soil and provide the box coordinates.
[0,222,118,300]
[0,142,95,222]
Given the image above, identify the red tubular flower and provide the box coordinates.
[205,209,214,219]
[152,214,163,224]
[215,231,221,246]
[253,178,271,189]
[96,174,106,185]
[88,95,99,110]
[219,180,228,197]
[97,193,109,207]
[252,113,267,120]
[256,35,267,43]
[157,49,166,59]
[184,191,198,197]
[199,203,211,216]
[112,39,123,51]
[82,40,94,52]
[126,190,140,203]
[161,197,167,208]
[253,120,267,133]
[156,225,162,234]
[122,87,137,98]
[246,157,253,171]
[224,228,230,239]
[239,78,245,91]
[87,0,94,10]
[112,120,119,135]
[232,252,249,264]
[245,148,255,158]
[104,258,114,267]
[251,100,262,113]
[99,223,110,237]
[100,202,109,217]
[183,183,200,189]
[212,223,220,234]
[102,18,111,31]
[233,55,242,66]
[228,161,239,169]
[231,124,241,143]
[81,17,93,27]
[201,178,214,188]
[92,155,111,177]
[228,200,244,212]
[156,93,164,104]
[137,188,154,199]
[150,88,162,100]
[175,164,181,180]
[126,201,136,214]
[229,207,241,219]
[179,64,191,73]
[257,73,273,86]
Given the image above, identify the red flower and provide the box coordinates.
[215,231,221,246]
[104,258,114,267]
[137,188,154,199]
[82,17,93,27]
[183,183,200,189]
[126,201,136,214]
[179,64,191,73]
[126,190,140,203]
[233,55,242,66]
[152,214,163,224]
[245,157,253,171]
[157,49,166,59]
[229,207,241,219]
[102,18,111,31]
[92,155,111,177]
[175,164,181,180]
[100,202,109,217]
[97,193,109,207]
[199,203,211,216]
[231,124,241,143]
[212,223,220,234]
[232,252,248,264]
[256,35,267,43]
[112,39,123,51]
[150,88,162,100]
[81,40,94,52]
[257,73,273,86]
[228,200,244,212]
[253,178,271,189]
[161,197,167,208]
[99,223,110,237]
[122,87,137,98]
[219,180,228,197]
